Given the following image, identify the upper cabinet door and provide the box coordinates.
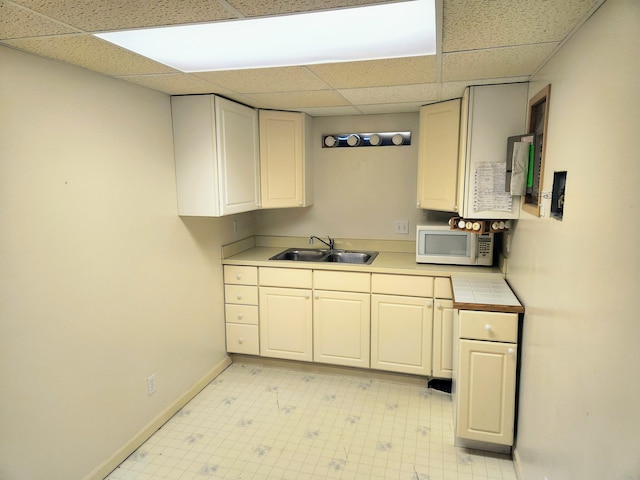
[259,110,313,209]
[417,98,461,212]
[215,97,260,215]
[171,95,260,217]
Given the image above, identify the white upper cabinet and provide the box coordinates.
[417,98,461,212]
[171,95,260,216]
[456,83,528,219]
[259,110,313,209]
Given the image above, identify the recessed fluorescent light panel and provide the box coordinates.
[94,0,435,72]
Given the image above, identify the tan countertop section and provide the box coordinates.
[451,275,524,314]
[222,241,504,278]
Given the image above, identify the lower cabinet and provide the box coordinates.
[224,265,259,355]
[258,267,313,362]
[259,286,313,361]
[455,310,518,447]
[432,299,455,378]
[371,294,433,375]
[313,290,370,368]
[313,270,371,368]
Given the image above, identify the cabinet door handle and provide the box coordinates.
[436,302,442,309]
[313,293,319,299]
[427,303,432,309]
[484,324,492,331]
[508,348,515,355]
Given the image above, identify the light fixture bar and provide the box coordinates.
[94,0,435,72]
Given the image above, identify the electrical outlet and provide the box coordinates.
[147,373,157,396]
[394,220,409,234]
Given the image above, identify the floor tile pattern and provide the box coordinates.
[106,363,517,480]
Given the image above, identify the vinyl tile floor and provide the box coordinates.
[106,362,517,480]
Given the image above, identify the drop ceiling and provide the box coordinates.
[0,0,604,116]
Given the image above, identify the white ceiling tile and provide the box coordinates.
[308,56,436,89]
[300,105,363,117]
[227,0,392,17]
[0,1,79,39]
[339,84,440,105]
[11,0,236,31]
[3,34,177,76]
[115,73,235,95]
[194,66,331,94]
[242,90,351,110]
[442,44,558,82]
[356,102,426,114]
[443,0,600,51]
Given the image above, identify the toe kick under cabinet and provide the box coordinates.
[454,310,519,452]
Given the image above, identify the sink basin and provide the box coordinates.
[325,251,377,264]
[269,248,378,265]
[269,248,329,262]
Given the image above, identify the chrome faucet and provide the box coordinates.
[309,235,334,250]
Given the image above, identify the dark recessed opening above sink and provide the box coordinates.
[269,248,378,265]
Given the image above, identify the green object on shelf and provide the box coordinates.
[526,143,534,188]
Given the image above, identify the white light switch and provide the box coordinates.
[394,220,409,234]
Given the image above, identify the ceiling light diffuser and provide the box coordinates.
[94,0,436,72]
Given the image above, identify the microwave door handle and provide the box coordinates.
[470,236,478,262]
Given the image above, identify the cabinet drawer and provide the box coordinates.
[314,271,370,293]
[225,304,258,325]
[224,265,258,285]
[226,323,259,355]
[434,277,452,299]
[371,274,433,297]
[225,285,258,305]
[260,267,312,288]
[459,310,518,343]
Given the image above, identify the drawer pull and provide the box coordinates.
[236,273,242,280]
[485,324,492,331]
[236,293,243,300]
[238,337,245,344]
[237,313,243,320]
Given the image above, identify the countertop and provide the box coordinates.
[222,238,523,314]
[451,275,524,314]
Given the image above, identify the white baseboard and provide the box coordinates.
[84,356,232,480]
[513,447,524,479]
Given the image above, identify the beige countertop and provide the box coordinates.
[222,245,504,277]
[222,236,522,313]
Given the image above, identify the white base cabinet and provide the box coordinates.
[371,294,433,375]
[454,310,519,447]
[259,268,313,362]
[432,299,455,379]
[223,266,259,355]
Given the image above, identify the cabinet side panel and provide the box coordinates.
[171,95,219,216]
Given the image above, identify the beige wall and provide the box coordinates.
[0,46,254,480]
[255,113,450,240]
[507,1,640,478]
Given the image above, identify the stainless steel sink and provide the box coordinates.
[325,251,377,264]
[269,248,378,265]
[269,248,329,262]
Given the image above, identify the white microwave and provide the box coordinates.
[416,225,494,266]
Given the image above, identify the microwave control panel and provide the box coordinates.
[478,234,493,259]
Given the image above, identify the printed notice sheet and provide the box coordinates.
[473,162,513,212]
